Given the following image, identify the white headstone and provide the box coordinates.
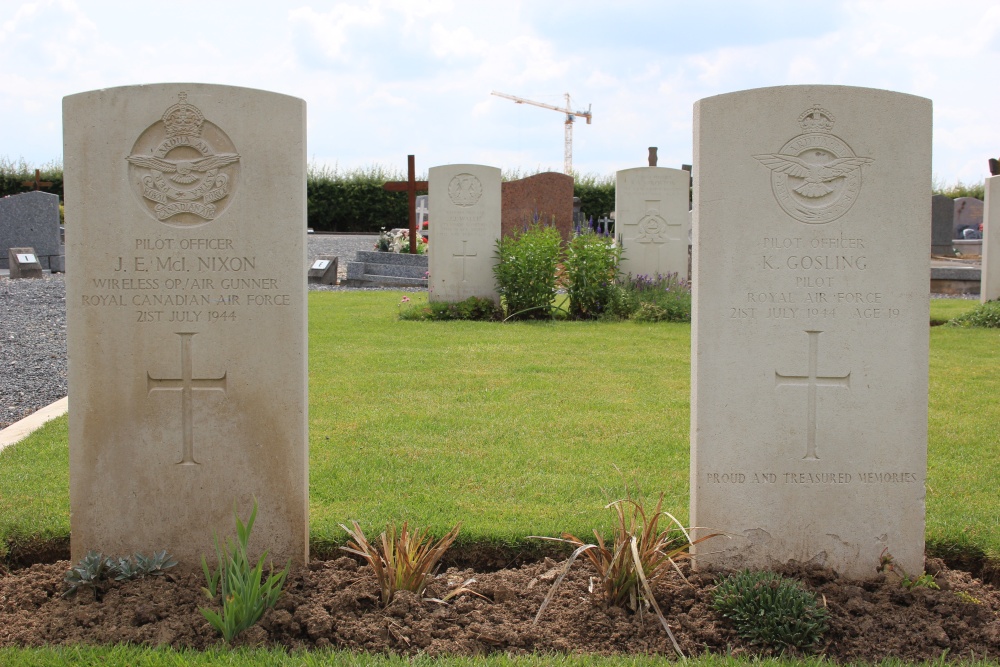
[616,167,690,279]
[691,85,931,578]
[427,164,501,302]
[64,83,309,565]
[415,194,429,227]
[980,176,1000,302]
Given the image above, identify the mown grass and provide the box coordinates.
[1,294,998,565]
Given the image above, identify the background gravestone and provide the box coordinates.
[8,247,43,279]
[64,83,308,565]
[501,172,574,242]
[981,176,1000,302]
[428,164,501,303]
[0,191,62,270]
[954,197,983,238]
[931,194,954,255]
[616,167,690,279]
[691,85,930,578]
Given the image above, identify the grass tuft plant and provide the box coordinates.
[711,569,829,651]
[200,499,290,643]
[946,300,1000,328]
[532,492,713,658]
[340,520,461,606]
[64,549,177,598]
[398,295,501,321]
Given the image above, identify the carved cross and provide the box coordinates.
[22,169,53,191]
[452,240,478,282]
[147,332,227,465]
[382,155,428,254]
[775,330,850,460]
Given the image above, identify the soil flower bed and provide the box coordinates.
[1,555,998,662]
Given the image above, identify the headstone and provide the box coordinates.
[691,86,931,578]
[308,255,338,285]
[0,191,63,270]
[415,195,429,228]
[64,83,308,565]
[8,247,43,279]
[501,172,574,242]
[931,195,954,255]
[428,164,501,303]
[981,176,1000,302]
[616,167,690,279]
[954,197,983,238]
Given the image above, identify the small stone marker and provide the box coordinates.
[501,172,574,242]
[616,166,690,279]
[8,247,43,278]
[64,83,308,565]
[931,194,955,255]
[428,164,501,303]
[691,86,931,578]
[308,255,338,285]
[0,190,63,270]
[981,176,1000,302]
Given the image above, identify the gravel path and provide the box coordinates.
[0,234,978,429]
[0,234,412,429]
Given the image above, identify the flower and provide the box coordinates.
[401,296,410,303]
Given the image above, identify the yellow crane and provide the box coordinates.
[491,91,592,175]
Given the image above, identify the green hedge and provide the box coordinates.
[0,158,63,200]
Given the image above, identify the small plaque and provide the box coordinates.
[16,253,37,264]
[311,259,331,271]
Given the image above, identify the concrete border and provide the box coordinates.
[0,397,69,453]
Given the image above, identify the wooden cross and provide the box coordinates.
[382,155,428,254]
[22,169,53,191]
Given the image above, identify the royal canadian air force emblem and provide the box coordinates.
[754,106,873,224]
[126,92,241,226]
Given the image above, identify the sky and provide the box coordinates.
[2,0,999,185]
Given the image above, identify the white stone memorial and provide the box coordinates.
[64,83,308,565]
[616,167,690,279]
[428,164,500,303]
[691,85,931,578]
[980,176,1000,302]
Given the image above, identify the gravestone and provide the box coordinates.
[981,176,1000,302]
[8,247,43,278]
[954,197,983,238]
[308,255,338,285]
[501,172,574,242]
[428,164,501,303]
[64,83,308,565]
[616,167,690,279]
[0,191,62,270]
[416,195,429,228]
[691,85,930,578]
[931,195,955,255]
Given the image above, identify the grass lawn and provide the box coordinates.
[1,293,998,562]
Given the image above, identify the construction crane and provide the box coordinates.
[491,91,592,175]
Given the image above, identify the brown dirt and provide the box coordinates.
[1,556,998,661]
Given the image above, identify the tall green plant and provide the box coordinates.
[200,499,290,643]
[563,230,621,319]
[494,222,563,319]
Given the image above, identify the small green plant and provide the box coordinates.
[493,220,563,320]
[946,300,1000,328]
[341,520,461,606]
[63,549,177,598]
[200,499,290,643]
[532,492,714,658]
[955,590,982,604]
[563,230,621,319]
[398,295,501,321]
[877,548,940,590]
[712,570,829,651]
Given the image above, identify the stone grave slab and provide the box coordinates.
[691,85,930,578]
[8,247,43,278]
[64,83,308,565]
[428,164,501,303]
[501,172,574,242]
[931,194,955,255]
[0,190,62,270]
[616,167,690,279]
[981,176,1000,302]
[308,255,338,285]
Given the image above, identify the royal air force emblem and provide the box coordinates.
[126,92,241,226]
[754,106,873,224]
